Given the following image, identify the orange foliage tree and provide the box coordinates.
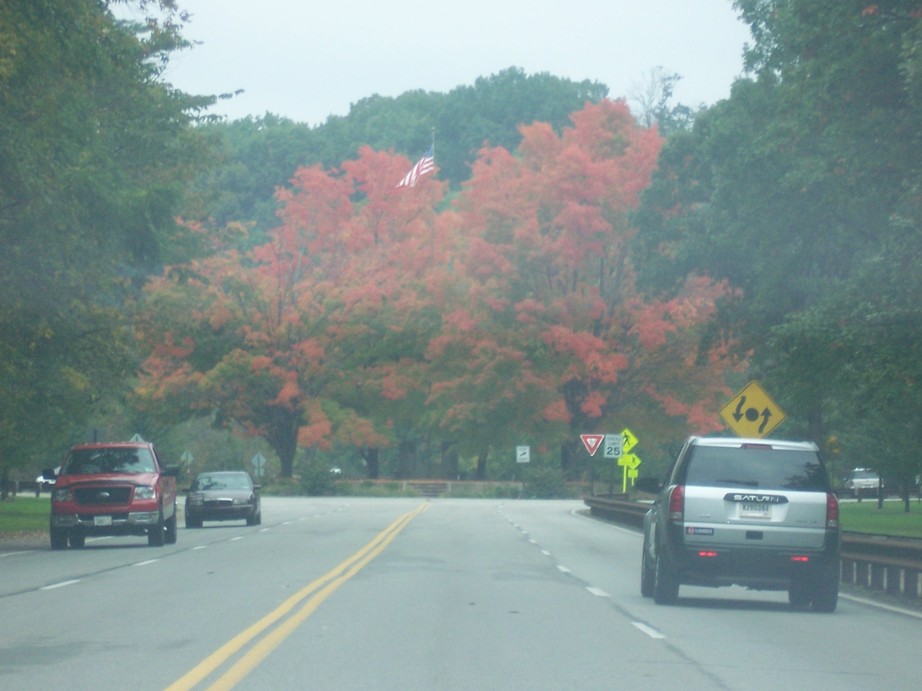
[135,102,740,479]
[429,101,739,477]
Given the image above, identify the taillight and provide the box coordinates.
[668,485,685,522]
[826,492,839,528]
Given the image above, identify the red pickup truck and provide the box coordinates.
[47,441,180,549]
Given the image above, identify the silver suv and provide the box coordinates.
[641,437,840,611]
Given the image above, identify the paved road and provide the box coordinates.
[2,497,921,689]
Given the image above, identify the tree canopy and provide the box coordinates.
[135,101,738,479]
[632,0,922,499]
[0,0,213,483]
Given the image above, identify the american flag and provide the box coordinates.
[396,146,435,188]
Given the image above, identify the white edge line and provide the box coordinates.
[557,565,571,574]
[586,586,610,597]
[840,593,922,620]
[134,559,159,567]
[632,622,666,639]
[41,579,80,590]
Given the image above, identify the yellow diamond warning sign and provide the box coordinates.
[720,380,785,438]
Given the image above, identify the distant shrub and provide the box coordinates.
[523,466,568,499]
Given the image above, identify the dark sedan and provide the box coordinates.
[184,471,261,528]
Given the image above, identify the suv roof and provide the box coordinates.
[686,436,818,451]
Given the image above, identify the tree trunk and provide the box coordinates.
[475,449,488,481]
[396,439,415,479]
[266,406,299,478]
[362,447,380,480]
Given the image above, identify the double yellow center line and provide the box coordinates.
[166,502,429,690]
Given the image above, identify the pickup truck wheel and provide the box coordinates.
[50,527,69,550]
[653,552,679,605]
[148,511,165,547]
[69,533,85,548]
[164,510,177,544]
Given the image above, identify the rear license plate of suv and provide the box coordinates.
[740,503,771,519]
[93,515,113,527]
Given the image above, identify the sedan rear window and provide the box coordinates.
[683,446,829,491]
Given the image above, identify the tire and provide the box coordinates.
[164,510,177,544]
[811,562,839,613]
[185,514,202,529]
[148,511,165,546]
[50,527,69,550]
[653,552,679,605]
[69,533,85,549]
[788,576,811,609]
[246,511,258,526]
[641,539,655,598]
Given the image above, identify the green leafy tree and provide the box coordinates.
[633,1,921,493]
[0,0,213,489]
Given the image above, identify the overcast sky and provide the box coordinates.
[153,0,752,126]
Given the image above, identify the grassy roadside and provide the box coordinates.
[3,494,922,539]
[838,499,922,538]
[0,495,50,535]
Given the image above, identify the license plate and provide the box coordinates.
[740,503,771,519]
[93,515,113,527]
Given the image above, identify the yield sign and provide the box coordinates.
[580,434,604,456]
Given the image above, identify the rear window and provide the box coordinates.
[683,446,829,491]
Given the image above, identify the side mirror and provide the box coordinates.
[42,467,57,479]
[162,464,181,478]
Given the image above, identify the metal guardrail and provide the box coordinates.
[584,495,922,603]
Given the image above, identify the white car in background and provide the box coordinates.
[843,468,881,500]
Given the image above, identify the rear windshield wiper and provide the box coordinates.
[713,478,759,487]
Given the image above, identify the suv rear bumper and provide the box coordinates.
[665,527,840,590]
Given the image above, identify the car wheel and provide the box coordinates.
[185,514,201,529]
[641,539,655,598]
[50,527,69,550]
[811,562,839,613]
[165,511,177,544]
[69,533,85,549]
[653,552,679,605]
[246,511,258,526]
[148,511,165,546]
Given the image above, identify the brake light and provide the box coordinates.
[826,492,839,528]
[697,551,718,558]
[791,555,810,563]
[668,485,685,521]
